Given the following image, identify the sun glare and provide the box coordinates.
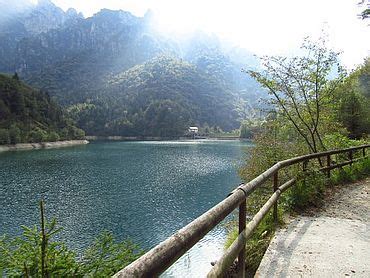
[32,0,370,69]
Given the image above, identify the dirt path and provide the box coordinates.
[255,178,370,277]
[314,177,370,221]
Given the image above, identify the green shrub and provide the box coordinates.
[0,202,142,277]
[9,124,21,144]
[330,157,370,184]
[283,172,326,211]
[71,127,85,140]
[0,128,10,144]
[0,225,79,277]
[323,132,368,151]
[47,131,60,142]
[81,232,143,277]
[28,128,48,143]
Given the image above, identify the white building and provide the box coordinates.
[188,127,198,133]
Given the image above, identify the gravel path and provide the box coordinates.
[255,178,370,278]
[315,177,370,221]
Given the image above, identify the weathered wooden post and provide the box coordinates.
[273,171,278,225]
[362,147,366,157]
[237,199,246,277]
[349,150,353,166]
[326,154,331,179]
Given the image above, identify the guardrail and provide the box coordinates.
[114,144,369,277]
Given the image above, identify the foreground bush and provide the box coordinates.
[0,201,142,277]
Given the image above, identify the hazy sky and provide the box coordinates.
[37,0,369,69]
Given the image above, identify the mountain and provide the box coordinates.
[0,1,266,136]
[0,73,84,144]
[68,56,239,136]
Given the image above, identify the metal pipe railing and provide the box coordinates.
[114,144,369,277]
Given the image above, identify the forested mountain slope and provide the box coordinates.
[0,74,84,144]
[69,56,239,136]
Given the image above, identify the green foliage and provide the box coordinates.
[323,132,368,150]
[0,202,142,277]
[9,124,21,144]
[239,119,308,182]
[143,99,191,137]
[81,232,143,277]
[360,8,370,19]
[66,126,85,140]
[330,158,370,185]
[12,72,19,81]
[0,74,84,144]
[47,131,60,142]
[28,128,48,143]
[0,128,10,144]
[69,56,240,137]
[335,59,370,138]
[239,120,263,139]
[248,36,346,153]
[0,201,80,277]
[235,44,369,275]
[283,172,326,211]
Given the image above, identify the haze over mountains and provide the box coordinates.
[0,0,265,136]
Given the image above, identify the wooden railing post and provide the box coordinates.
[349,150,353,166]
[237,200,246,277]
[273,171,278,225]
[326,155,331,179]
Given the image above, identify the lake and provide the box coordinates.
[0,140,251,277]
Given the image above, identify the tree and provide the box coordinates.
[28,128,48,143]
[143,100,190,137]
[361,8,370,19]
[339,92,363,138]
[336,59,370,138]
[358,0,370,19]
[0,201,143,277]
[247,37,346,154]
[48,131,60,142]
[12,72,19,81]
[0,129,10,144]
[239,120,263,139]
[9,124,21,144]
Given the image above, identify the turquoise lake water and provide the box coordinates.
[0,140,252,277]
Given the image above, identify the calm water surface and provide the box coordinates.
[0,140,252,277]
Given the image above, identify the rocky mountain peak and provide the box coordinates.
[93,9,139,25]
[36,0,54,7]
[66,8,84,22]
[23,0,66,34]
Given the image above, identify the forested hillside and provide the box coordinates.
[0,0,265,136]
[67,56,239,136]
[0,74,84,144]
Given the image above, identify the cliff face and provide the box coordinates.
[0,0,83,73]
[0,3,175,102]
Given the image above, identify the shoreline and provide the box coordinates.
[85,135,244,141]
[0,140,89,153]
